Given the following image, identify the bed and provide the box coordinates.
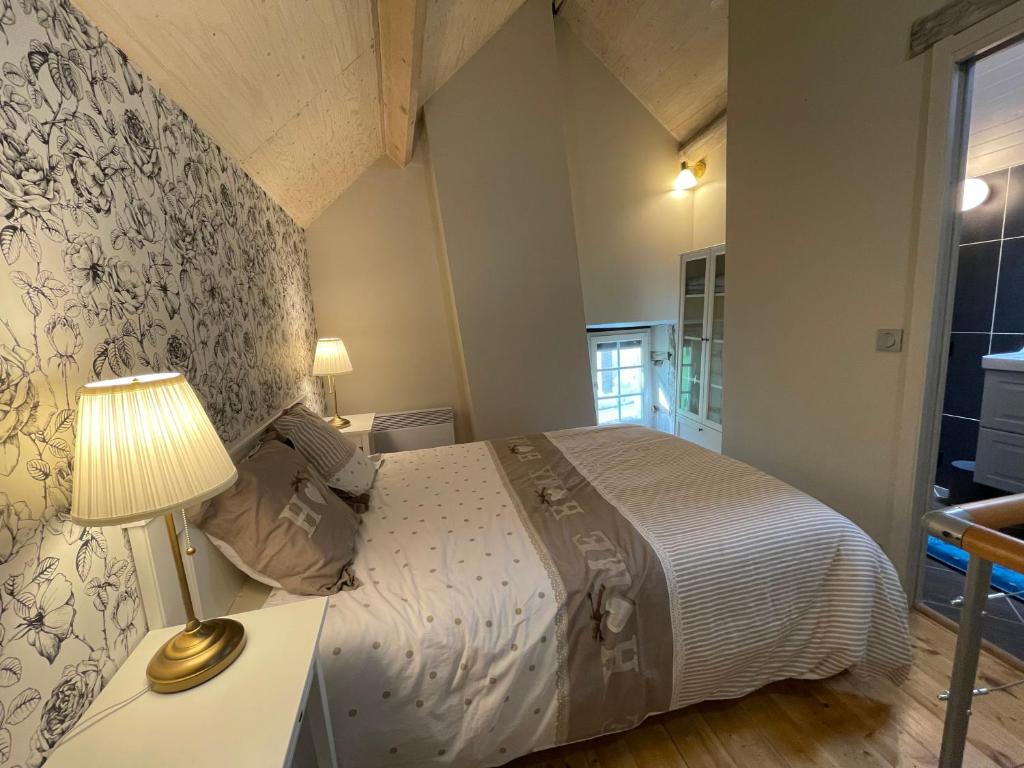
[128,415,911,766]
[246,423,914,767]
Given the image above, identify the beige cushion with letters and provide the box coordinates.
[190,440,360,595]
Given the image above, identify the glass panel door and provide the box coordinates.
[707,252,725,426]
[679,256,706,418]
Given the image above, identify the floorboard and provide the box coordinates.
[507,611,1024,768]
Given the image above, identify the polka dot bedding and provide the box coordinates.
[266,441,560,766]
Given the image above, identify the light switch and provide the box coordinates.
[876,328,903,352]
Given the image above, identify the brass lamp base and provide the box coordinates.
[146,617,246,694]
[327,415,350,429]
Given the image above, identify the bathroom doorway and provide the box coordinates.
[919,36,1024,663]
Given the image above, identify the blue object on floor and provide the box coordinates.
[928,534,1024,595]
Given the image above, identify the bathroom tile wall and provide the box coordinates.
[937,164,1024,490]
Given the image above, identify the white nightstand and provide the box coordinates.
[326,412,374,454]
[49,598,336,768]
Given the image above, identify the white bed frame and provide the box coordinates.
[125,399,300,629]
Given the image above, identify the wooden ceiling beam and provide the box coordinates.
[375,0,427,167]
[678,109,727,164]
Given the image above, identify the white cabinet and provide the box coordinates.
[675,244,725,452]
[48,598,337,768]
[336,412,375,454]
[676,412,722,452]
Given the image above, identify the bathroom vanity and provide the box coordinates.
[974,349,1024,493]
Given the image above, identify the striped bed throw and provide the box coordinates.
[546,425,913,709]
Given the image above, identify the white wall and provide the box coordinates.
[305,0,728,442]
[305,153,471,440]
[556,20,693,326]
[424,0,595,440]
[692,139,726,250]
[726,0,945,575]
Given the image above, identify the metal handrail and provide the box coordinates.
[922,492,1024,768]
[926,494,1024,572]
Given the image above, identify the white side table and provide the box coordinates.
[48,598,335,768]
[327,412,374,454]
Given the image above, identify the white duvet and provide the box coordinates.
[266,427,911,767]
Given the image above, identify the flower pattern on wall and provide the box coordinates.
[0,1,320,764]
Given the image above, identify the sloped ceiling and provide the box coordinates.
[74,0,527,226]
[421,0,528,100]
[559,0,727,143]
[74,0,725,226]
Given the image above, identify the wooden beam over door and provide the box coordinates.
[909,0,1019,58]
[376,0,427,166]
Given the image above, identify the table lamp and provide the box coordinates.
[71,372,243,693]
[312,337,353,428]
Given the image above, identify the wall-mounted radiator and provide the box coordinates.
[372,407,455,452]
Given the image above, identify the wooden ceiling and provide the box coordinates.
[75,0,528,226]
[559,0,728,143]
[967,38,1024,177]
[75,0,726,226]
[74,0,380,226]
[421,0,528,100]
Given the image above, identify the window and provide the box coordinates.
[587,330,651,426]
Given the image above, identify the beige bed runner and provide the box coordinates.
[488,433,673,743]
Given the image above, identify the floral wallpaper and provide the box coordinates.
[0,1,320,764]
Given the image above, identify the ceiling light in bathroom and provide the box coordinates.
[961,177,990,212]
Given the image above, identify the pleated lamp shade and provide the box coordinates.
[312,337,353,376]
[71,372,237,526]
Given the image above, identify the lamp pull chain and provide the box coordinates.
[181,509,196,556]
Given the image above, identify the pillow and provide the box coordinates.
[189,440,360,595]
[273,404,375,494]
[204,532,282,589]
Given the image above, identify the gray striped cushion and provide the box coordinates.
[274,405,374,493]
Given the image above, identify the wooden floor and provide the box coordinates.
[508,612,1024,768]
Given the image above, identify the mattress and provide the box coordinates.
[266,425,912,767]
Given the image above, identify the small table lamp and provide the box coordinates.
[312,337,353,428]
[71,372,243,694]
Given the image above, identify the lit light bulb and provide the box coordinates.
[673,166,698,192]
[961,177,990,212]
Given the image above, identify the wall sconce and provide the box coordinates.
[960,177,989,212]
[673,159,706,192]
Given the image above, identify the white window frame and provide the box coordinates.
[587,329,653,427]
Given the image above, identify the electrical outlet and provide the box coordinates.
[876,329,904,352]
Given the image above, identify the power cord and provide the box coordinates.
[58,683,152,747]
